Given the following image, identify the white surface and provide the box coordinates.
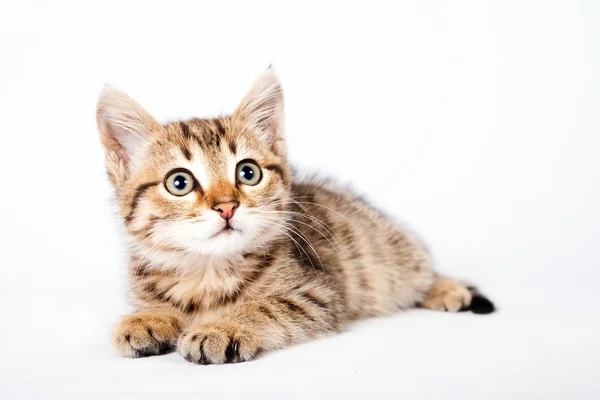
[1,1,599,399]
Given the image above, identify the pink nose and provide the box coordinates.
[212,201,238,220]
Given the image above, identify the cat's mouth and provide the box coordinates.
[211,225,240,238]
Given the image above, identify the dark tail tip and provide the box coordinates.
[461,286,496,314]
[470,294,495,314]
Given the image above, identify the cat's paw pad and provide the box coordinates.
[178,324,261,364]
[422,279,472,312]
[113,312,184,357]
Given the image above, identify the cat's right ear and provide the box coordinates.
[96,86,161,185]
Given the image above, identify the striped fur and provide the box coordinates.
[97,68,495,364]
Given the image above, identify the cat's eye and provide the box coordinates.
[236,160,262,186]
[164,169,195,196]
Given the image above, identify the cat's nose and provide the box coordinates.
[212,201,239,220]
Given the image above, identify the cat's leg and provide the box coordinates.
[178,294,340,364]
[113,307,187,357]
[421,277,495,314]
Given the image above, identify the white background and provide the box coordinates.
[1,1,599,399]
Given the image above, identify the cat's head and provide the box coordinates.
[96,69,291,262]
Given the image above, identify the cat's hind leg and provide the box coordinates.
[421,278,495,314]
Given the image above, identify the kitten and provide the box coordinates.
[96,68,494,364]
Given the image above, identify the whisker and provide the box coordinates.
[257,196,352,225]
[252,203,343,253]
[259,219,325,273]
[250,225,270,259]
[259,210,339,241]
[256,220,320,273]
[261,210,335,235]
[262,215,345,263]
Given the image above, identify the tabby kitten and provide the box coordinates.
[97,68,494,364]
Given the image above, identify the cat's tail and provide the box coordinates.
[461,285,496,314]
[420,277,496,314]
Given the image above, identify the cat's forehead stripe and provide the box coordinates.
[167,118,226,149]
[162,118,233,186]
[178,122,193,161]
[166,145,211,188]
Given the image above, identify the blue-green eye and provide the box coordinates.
[236,160,262,186]
[164,169,195,196]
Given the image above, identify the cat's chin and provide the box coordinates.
[131,219,277,269]
[132,230,256,273]
[196,229,249,257]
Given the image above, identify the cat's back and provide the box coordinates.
[290,177,397,240]
[288,178,434,318]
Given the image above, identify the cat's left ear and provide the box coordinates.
[96,86,161,185]
[233,67,286,158]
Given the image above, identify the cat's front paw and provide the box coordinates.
[113,311,184,357]
[178,323,262,364]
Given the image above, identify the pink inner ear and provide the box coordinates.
[101,118,137,165]
[262,118,284,156]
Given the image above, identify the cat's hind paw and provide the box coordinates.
[421,278,495,314]
[421,278,472,312]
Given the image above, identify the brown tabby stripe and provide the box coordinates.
[258,305,277,321]
[213,119,226,135]
[213,289,240,309]
[293,235,324,271]
[184,120,208,150]
[132,261,154,277]
[125,182,160,223]
[176,120,193,160]
[228,140,237,155]
[179,121,192,140]
[184,301,198,314]
[264,164,285,183]
[213,253,275,307]
[144,280,178,305]
[276,298,315,321]
[145,281,157,293]
[204,120,221,148]
[244,254,274,285]
[299,291,329,310]
[180,142,192,161]
[143,280,199,313]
